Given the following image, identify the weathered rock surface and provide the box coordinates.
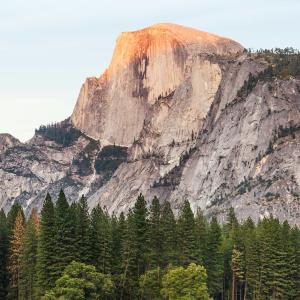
[71,23,244,146]
[1,23,300,225]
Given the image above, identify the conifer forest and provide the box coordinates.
[0,190,300,299]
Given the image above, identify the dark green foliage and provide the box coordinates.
[195,208,207,265]
[111,213,125,275]
[35,120,81,147]
[19,212,39,300]
[75,196,91,264]
[0,209,8,299]
[205,217,223,298]
[36,193,56,295]
[177,200,197,266]
[52,190,77,280]
[148,197,163,268]
[90,205,112,274]
[94,145,127,175]
[160,201,177,267]
[119,194,149,299]
[131,194,149,277]
[3,190,300,300]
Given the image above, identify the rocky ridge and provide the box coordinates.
[1,24,300,225]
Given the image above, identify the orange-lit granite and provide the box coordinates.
[71,23,244,146]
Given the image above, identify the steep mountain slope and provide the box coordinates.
[1,24,300,224]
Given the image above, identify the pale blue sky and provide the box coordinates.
[1,0,299,141]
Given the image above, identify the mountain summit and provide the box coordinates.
[71,23,244,146]
[1,24,300,225]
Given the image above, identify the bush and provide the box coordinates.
[42,261,114,300]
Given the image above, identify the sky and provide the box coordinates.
[1,0,300,141]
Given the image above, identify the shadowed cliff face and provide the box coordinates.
[71,23,244,146]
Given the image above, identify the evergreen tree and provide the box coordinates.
[195,208,207,264]
[19,209,39,300]
[257,217,289,299]
[241,217,260,299]
[0,209,9,299]
[120,195,149,299]
[36,193,56,296]
[148,196,162,268]
[52,189,76,280]
[289,226,300,299]
[90,205,102,269]
[120,209,136,299]
[205,216,223,298]
[99,208,112,274]
[75,195,91,264]
[90,205,112,274]
[131,194,149,277]
[160,201,177,267]
[7,210,24,300]
[177,200,197,266]
[111,212,125,275]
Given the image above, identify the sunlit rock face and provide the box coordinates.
[71,23,244,146]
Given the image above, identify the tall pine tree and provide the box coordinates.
[52,189,77,280]
[160,201,177,267]
[36,193,56,296]
[177,200,197,266]
[19,209,39,300]
[75,195,91,264]
[148,196,162,268]
[205,216,223,299]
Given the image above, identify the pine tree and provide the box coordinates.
[160,201,177,267]
[148,196,162,268]
[75,195,91,264]
[90,205,102,270]
[194,208,207,264]
[177,200,197,266]
[120,194,149,299]
[289,226,300,299]
[120,210,136,299]
[131,194,149,277]
[241,217,260,299]
[52,189,77,280]
[36,193,56,296]
[257,217,289,299]
[68,202,80,261]
[205,216,223,298]
[99,208,112,274]
[7,210,24,300]
[19,209,39,300]
[111,212,125,275]
[90,204,112,274]
[0,209,9,299]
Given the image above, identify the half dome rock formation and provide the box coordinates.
[2,23,300,225]
[71,23,244,146]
